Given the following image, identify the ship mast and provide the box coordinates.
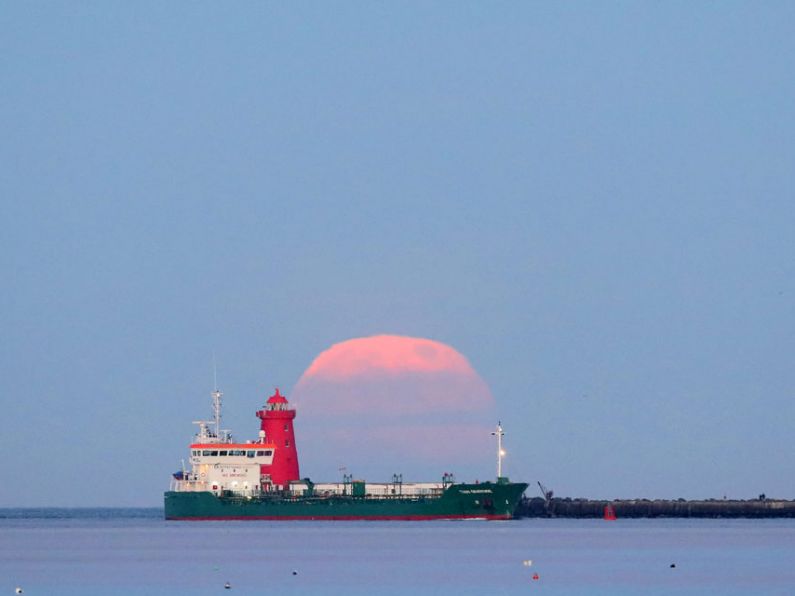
[491,421,505,479]
[192,359,231,444]
[212,354,222,438]
[211,387,223,439]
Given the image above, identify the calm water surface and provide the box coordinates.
[1,509,793,595]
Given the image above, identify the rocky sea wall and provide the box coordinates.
[516,496,795,518]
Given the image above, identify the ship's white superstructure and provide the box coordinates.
[170,386,277,497]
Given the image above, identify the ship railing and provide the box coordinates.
[308,483,445,496]
[277,490,443,502]
[171,478,214,493]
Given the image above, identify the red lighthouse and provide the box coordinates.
[256,388,300,487]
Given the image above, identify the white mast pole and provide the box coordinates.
[212,389,222,439]
[491,422,505,479]
[212,353,222,439]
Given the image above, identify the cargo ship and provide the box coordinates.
[164,385,527,520]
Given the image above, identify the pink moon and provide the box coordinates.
[290,335,496,481]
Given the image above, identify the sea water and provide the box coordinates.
[1,509,793,595]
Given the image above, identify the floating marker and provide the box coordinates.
[532,573,540,581]
[522,560,533,567]
[15,589,23,595]
[224,581,231,589]
[292,570,298,576]
[670,563,676,568]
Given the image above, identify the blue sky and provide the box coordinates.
[2,2,794,506]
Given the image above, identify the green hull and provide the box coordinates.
[165,481,528,520]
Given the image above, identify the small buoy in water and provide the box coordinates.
[670,563,676,568]
[292,570,298,576]
[15,588,23,595]
[224,581,231,589]
[522,559,533,567]
[532,573,540,581]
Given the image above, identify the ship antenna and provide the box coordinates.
[491,421,505,480]
[213,351,218,393]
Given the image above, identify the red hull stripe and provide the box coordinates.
[167,514,509,521]
[189,443,276,449]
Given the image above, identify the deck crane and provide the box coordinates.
[537,481,553,501]
[537,481,554,516]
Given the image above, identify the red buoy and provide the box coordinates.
[532,573,540,580]
[604,503,617,521]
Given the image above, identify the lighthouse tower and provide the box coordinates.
[256,388,300,487]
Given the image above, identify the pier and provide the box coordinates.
[516,496,795,518]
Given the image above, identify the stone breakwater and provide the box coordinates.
[516,497,795,518]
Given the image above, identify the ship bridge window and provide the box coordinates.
[192,450,199,456]
[230,450,245,456]
[210,451,218,456]
[219,450,228,456]
[256,450,267,456]
[246,450,255,458]
[202,450,211,456]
